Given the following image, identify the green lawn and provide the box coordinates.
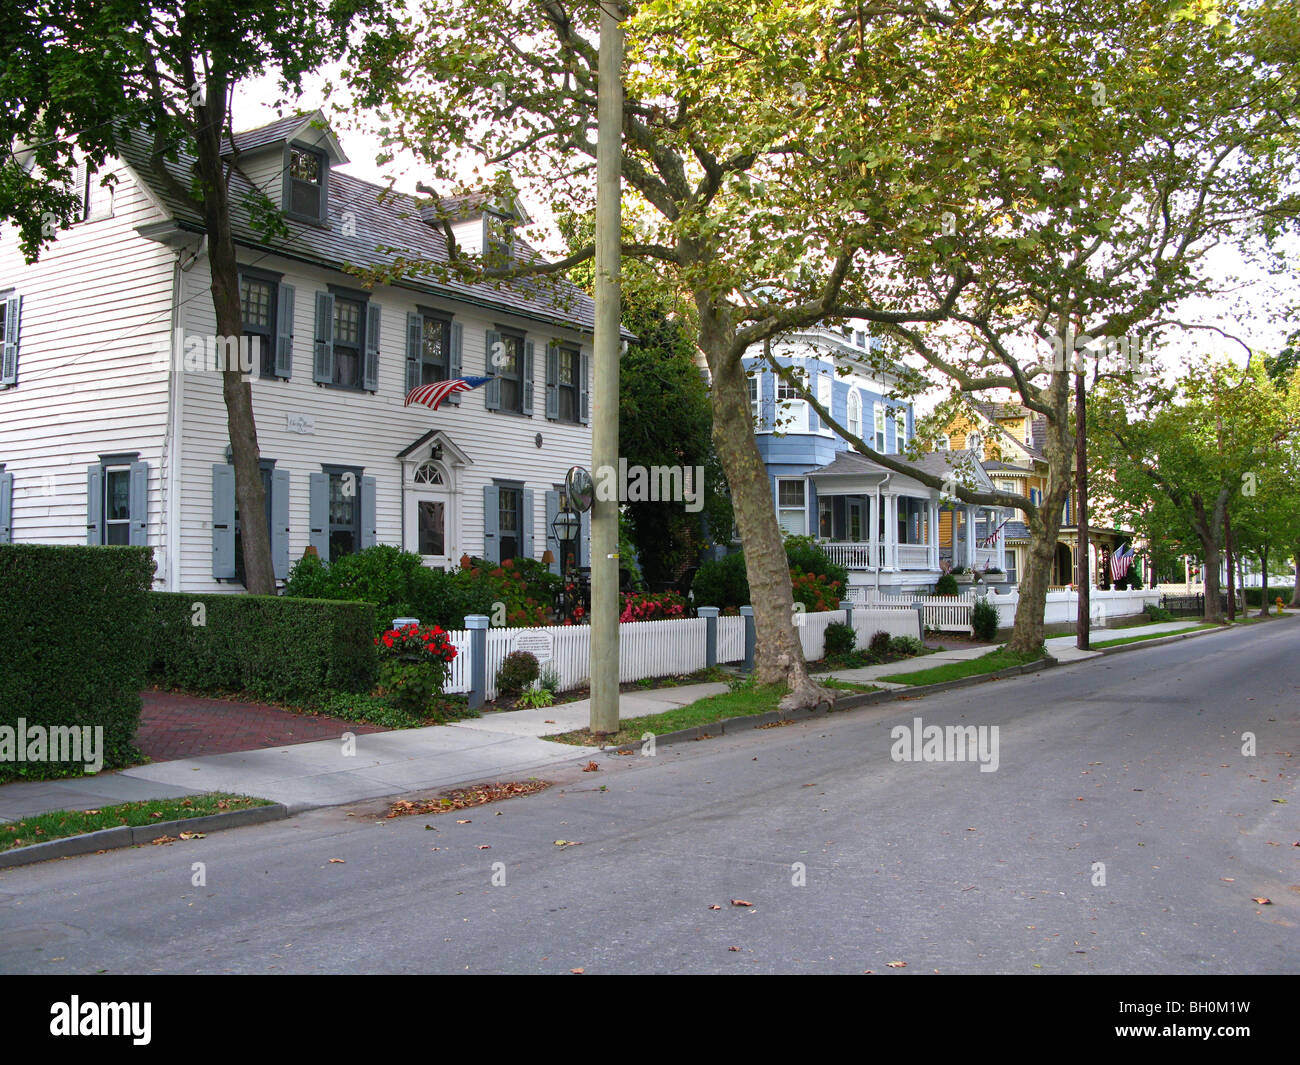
[880,648,1045,686]
[0,793,272,853]
[546,677,878,747]
[1090,623,1218,648]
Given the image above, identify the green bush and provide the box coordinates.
[1241,585,1294,607]
[888,635,925,657]
[934,573,960,596]
[0,545,155,781]
[1143,602,1175,622]
[823,622,857,657]
[971,597,999,641]
[692,538,849,610]
[147,593,377,703]
[868,630,893,657]
[496,650,540,696]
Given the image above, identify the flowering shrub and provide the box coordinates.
[619,590,689,623]
[789,568,842,613]
[374,623,458,714]
[460,556,551,626]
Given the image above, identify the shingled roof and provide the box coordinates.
[123,121,606,336]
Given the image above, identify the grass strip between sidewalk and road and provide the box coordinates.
[881,648,1046,687]
[1089,623,1219,648]
[546,677,879,747]
[0,793,272,853]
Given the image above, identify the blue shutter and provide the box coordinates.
[275,284,294,378]
[309,471,330,560]
[521,340,535,416]
[545,342,559,420]
[0,470,12,543]
[447,320,464,405]
[760,370,775,431]
[361,475,378,548]
[313,291,335,383]
[86,465,102,544]
[271,467,291,579]
[128,461,148,546]
[521,488,535,557]
[211,464,236,579]
[579,348,590,424]
[545,489,561,574]
[484,330,501,410]
[405,313,422,395]
[363,304,381,391]
[482,485,500,563]
[1,294,21,385]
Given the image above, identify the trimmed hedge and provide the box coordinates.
[147,593,377,703]
[0,544,155,781]
[1240,585,1295,607]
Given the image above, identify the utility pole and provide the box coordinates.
[589,1,624,736]
[1076,367,1090,650]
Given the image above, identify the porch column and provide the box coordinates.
[964,504,977,569]
[929,499,940,570]
[885,494,898,569]
[995,514,1005,571]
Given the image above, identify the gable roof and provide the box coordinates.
[971,401,1048,461]
[122,126,607,337]
[221,110,348,164]
[810,447,997,493]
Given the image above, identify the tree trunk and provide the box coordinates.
[700,304,831,711]
[1258,547,1269,617]
[1006,370,1072,655]
[193,99,276,596]
[1291,541,1300,607]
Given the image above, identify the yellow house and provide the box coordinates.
[927,402,1139,588]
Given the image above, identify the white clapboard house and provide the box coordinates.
[0,111,605,592]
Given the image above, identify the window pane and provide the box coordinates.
[422,319,447,382]
[777,480,804,507]
[559,350,576,386]
[418,500,445,556]
[240,279,272,328]
[106,470,130,521]
[290,149,320,182]
[334,300,361,346]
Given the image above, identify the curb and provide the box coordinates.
[599,658,1056,753]
[0,802,290,870]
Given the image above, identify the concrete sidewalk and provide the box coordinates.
[0,682,729,822]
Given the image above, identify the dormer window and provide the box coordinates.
[287,144,327,222]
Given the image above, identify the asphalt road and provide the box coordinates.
[1,619,1296,975]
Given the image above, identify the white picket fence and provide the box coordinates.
[853,589,975,632]
[436,605,921,700]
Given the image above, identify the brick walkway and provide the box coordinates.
[137,690,386,763]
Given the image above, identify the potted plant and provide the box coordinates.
[951,565,973,584]
[984,566,1006,583]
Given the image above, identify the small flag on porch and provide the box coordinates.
[405,376,492,411]
[1110,542,1134,581]
[979,516,1011,548]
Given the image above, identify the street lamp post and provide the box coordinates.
[551,503,580,619]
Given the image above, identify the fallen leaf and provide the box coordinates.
[730,899,753,907]
[478,845,491,850]
[583,761,600,772]
[728,946,741,952]
[1252,896,1272,905]
[554,839,582,847]
[543,720,556,724]
[150,836,176,846]
[887,960,906,969]
[1221,877,1235,882]
[328,858,345,864]
[457,819,471,824]
[570,968,584,974]
[708,904,721,910]
[177,831,205,840]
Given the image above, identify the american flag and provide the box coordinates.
[405,376,493,410]
[1110,542,1133,581]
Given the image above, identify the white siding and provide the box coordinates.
[176,254,593,594]
[0,163,174,577]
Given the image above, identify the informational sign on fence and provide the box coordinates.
[513,630,554,664]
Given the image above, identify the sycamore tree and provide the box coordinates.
[1091,359,1300,621]
[348,0,1171,702]
[1265,338,1300,605]
[0,0,386,593]
[771,0,1300,651]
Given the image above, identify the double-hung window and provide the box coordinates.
[240,274,277,378]
[776,478,807,536]
[420,315,450,384]
[874,404,886,451]
[332,296,365,390]
[494,331,526,413]
[847,390,863,440]
[88,455,147,546]
[556,346,580,423]
[287,145,326,221]
[498,485,522,561]
[749,375,760,424]
[233,462,275,585]
[327,467,363,560]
